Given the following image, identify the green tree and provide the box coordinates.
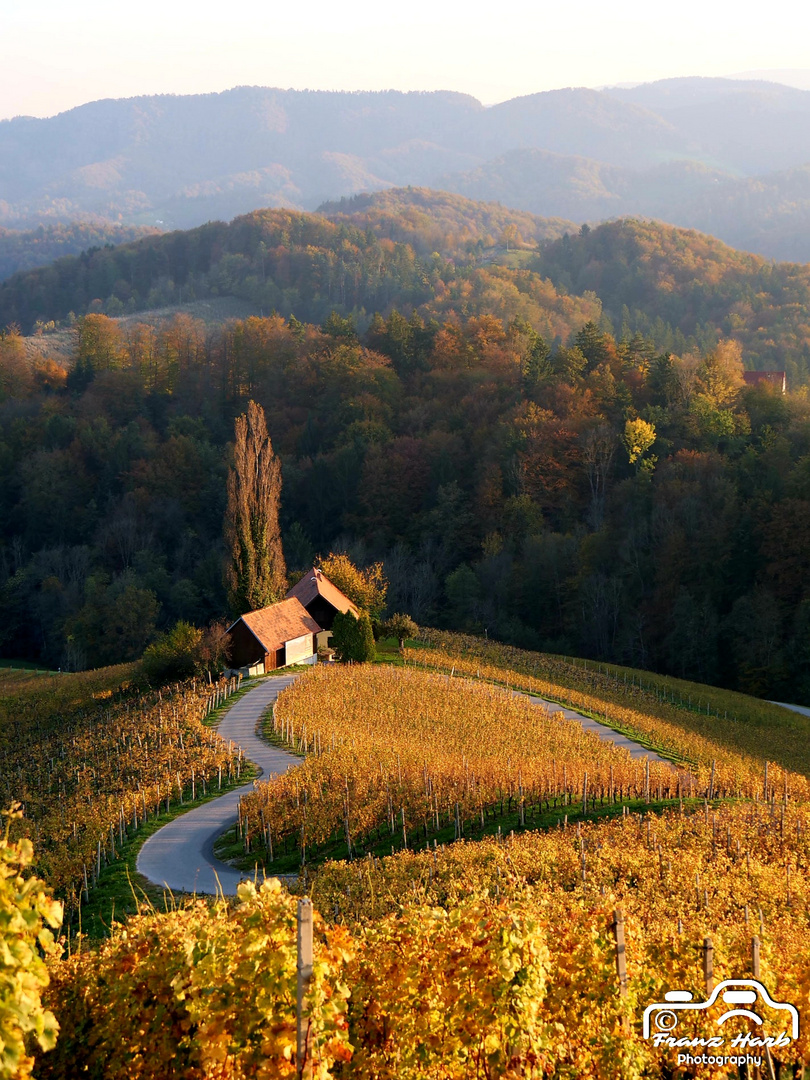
[382,613,419,650]
[574,321,612,369]
[224,401,287,615]
[551,345,587,383]
[523,335,553,393]
[331,609,376,662]
[142,621,203,684]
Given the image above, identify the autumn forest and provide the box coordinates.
[2,192,810,702]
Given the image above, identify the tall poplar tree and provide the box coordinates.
[224,400,287,615]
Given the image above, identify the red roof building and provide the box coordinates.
[226,597,321,672]
[742,371,787,393]
[286,568,359,630]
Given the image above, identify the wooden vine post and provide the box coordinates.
[296,897,313,1079]
[613,908,627,998]
[703,937,714,995]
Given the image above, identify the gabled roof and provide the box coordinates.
[286,568,359,618]
[228,597,321,652]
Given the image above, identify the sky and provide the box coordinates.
[3,0,810,120]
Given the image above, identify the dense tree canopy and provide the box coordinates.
[1,296,810,703]
[3,201,810,701]
[6,201,810,380]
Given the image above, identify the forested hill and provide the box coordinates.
[0,196,589,343]
[3,288,810,702]
[0,222,160,282]
[4,192,810,380]
[533,218,810,376]
[317,188,573,253]
[9,79,810,260]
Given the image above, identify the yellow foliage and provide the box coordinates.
[622,418,656,465]
[42,879,353,1080]
[0,807,62,1080]
[317,553,387,618]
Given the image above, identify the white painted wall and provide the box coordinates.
[284,634,316,666]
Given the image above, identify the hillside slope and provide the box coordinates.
[4,192,810,377]
[0,222,160,282]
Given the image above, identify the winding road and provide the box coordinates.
[136,669,673,896]
[136,674,302,896]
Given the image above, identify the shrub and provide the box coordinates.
[332,611,376,663]
[142,621,202,684]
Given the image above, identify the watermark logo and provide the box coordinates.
[643,980,799,1069]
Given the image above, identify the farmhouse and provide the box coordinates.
[742,370,787,393]
[226,597,321,674]
[286,567,359,649]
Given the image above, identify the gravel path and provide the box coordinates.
[136,675,301,896]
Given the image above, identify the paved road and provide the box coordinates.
[527,694,674,765]
[137,675,302,896]
[770,700,810,718]
[137,671,675,897]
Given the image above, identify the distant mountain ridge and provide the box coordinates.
[0,222,159,282]
[5,79,810,264]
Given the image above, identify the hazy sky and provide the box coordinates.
[4,0,810,120]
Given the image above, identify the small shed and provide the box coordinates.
[286,568,359,648]
[226,597,321,673]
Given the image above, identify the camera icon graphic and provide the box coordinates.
[643,980,799,1039]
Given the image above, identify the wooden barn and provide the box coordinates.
[286,568,359,648]
[226,597,321,674]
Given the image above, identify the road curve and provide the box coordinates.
[770,700,810,718]
[137,674,302,896]
[137,670,675,897]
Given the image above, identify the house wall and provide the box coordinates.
[284,633,317,665]
[227,620,266,669]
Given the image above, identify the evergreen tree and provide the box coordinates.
[224,400,287,615]
[332,610,376,662]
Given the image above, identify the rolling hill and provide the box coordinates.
[6,79,810,263]
[4,190,810,379]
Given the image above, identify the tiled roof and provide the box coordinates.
[286,568,359,617]
[232,597,321,652]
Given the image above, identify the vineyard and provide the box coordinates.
[0,665,246,932]
[408,631,810,781]
[33,798,810,1078]
[3,646,810,1078]
[234,665,689,873]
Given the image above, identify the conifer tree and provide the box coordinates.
[224,400,287,615]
